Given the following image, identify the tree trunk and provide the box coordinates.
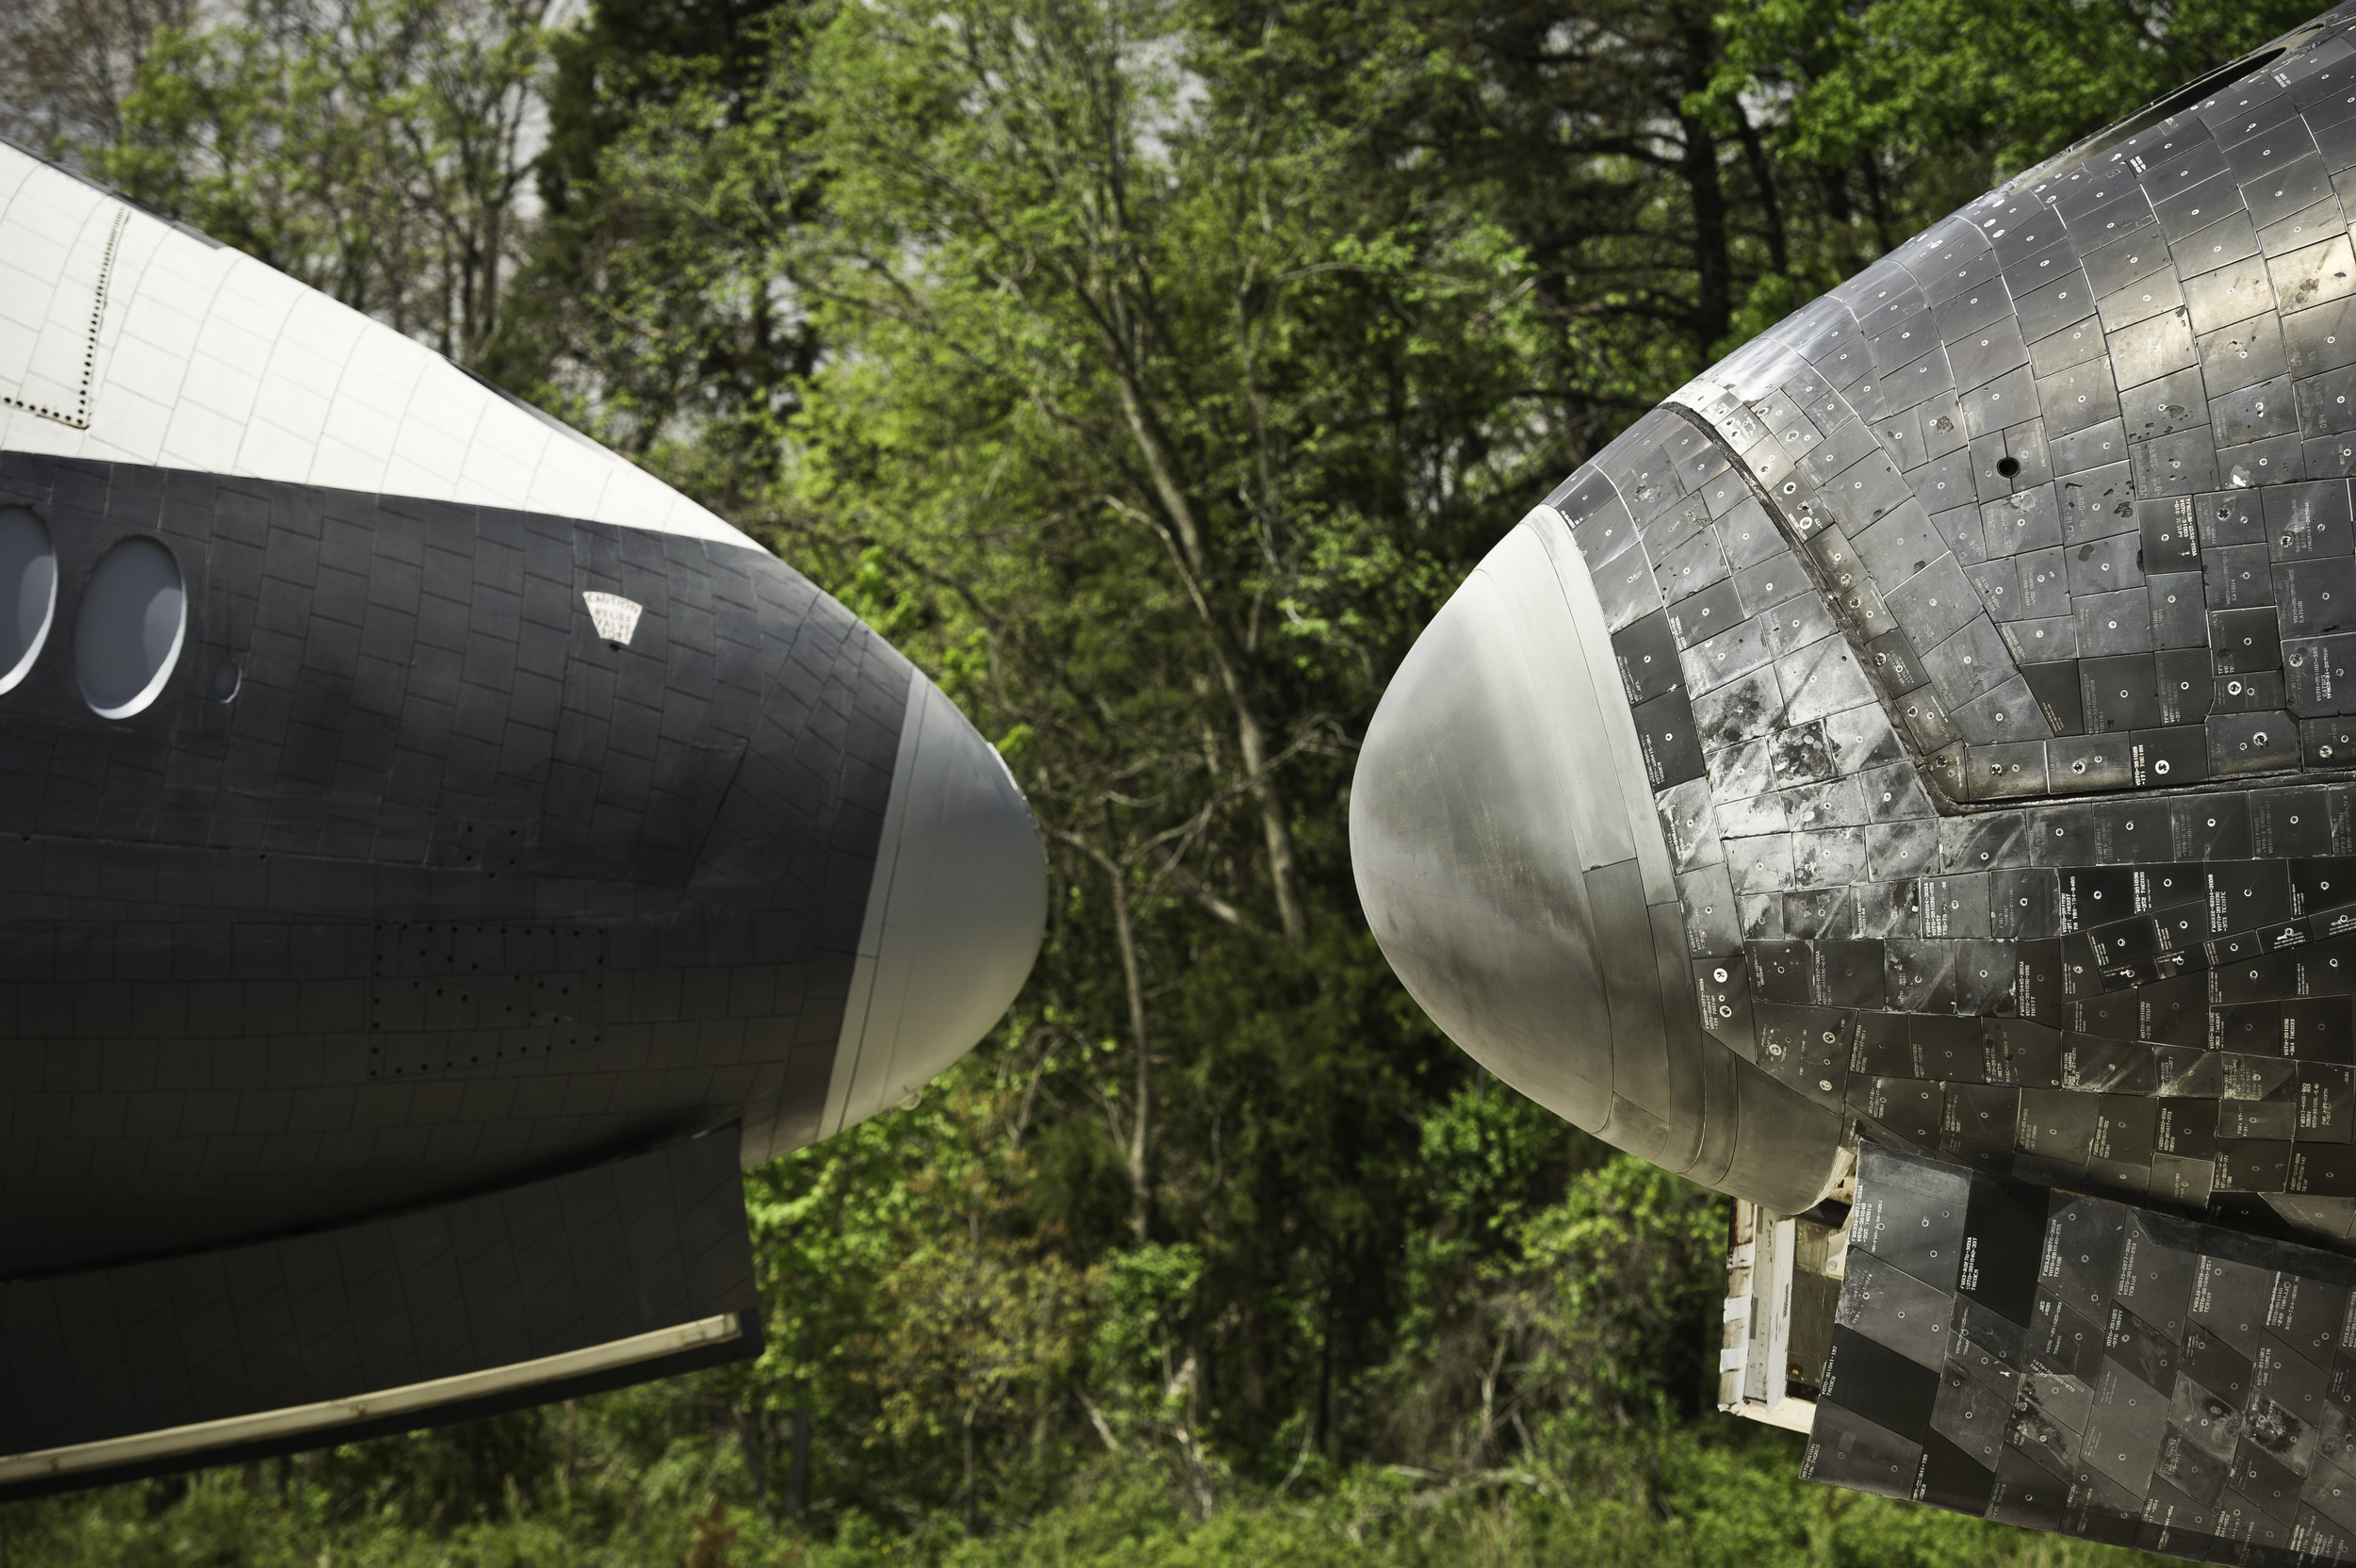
[961,1407,978,1534]
[1732,99,1789,276]
[1861,155,1896,255]
[1678,18,1732,355]
[1205,637,1308,942]
[1106,855,1153,1242]
[1677,104,1731,356]
[786,1403,810,1520]
[736,1404,775,1521]
[1110,368,1309,942]
[1315,1317,1333,1459]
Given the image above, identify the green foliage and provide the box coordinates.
[98,0,553,366]
[489,0,828,489]
[0,1425,2174,1567]
[1709,0,2322,253]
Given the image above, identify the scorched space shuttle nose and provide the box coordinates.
[1350,475,1850,1217]
[1354,9,2356,1560]
[1355,6,2356,1229]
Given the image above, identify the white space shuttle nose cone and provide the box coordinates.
[817,673,1047,1138]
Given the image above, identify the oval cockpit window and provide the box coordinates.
[0,506,57,694]
[76,536,186,719]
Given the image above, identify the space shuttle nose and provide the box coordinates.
[821,673,1047,1135]
[1351,520,1646,1133]
[1351,510,1844,1214]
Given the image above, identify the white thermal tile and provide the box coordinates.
[522,454,607,520]
[377,454,454,501]
[236,412,323,481]
[316,397,401,469]
[264,334,352,413]
[308,433,391,495]
[384,419,470,496]
[97,221,162,326]
[84,386,172,463]
[613,464,683,519]
[205,264,305,345]
[112,339,201,424]
[0,405,84,457]
[118,290,204,366]
[157,400,248,472]
[334,343,426,421]
[188,283,272,359]
[4,211,75,282]
[0,315,38,386]
[282,290,367,352]
[134,242,232,323]
[457,417,548,503]
[403,362,488,443]
[175,346,263,429]
[0,256,45,334]
[258,359,336,447]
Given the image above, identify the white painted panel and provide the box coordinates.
[0,142,758,551]
[0,175,125,431]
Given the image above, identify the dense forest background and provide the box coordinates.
[0,0,2324,1560]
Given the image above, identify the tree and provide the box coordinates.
[1710,0,2324,286]
[0,0,197,160]
[756,0,1553,1475]
[487,0,829,496]
[96,0,554,368]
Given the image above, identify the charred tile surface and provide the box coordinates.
[1525,11,2356,1245]
[1812,1141,2356,1565]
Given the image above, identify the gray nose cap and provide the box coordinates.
[814,670,1047,1143]
[1350,510,1842,1214]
